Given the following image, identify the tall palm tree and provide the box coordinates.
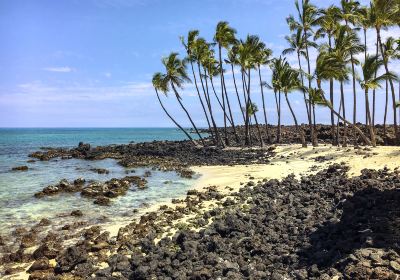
[287,0,321,146]
[371,0,400,143]
[180,30,214,143]
[214,21,240,145]
[339,0,362,130]
[315,5,341,144]
[280,62,307,147]
[162,52,205,146]
[359,55,397,147]
[226,46,246,123]
[268,57,285,143]
[359,6,374,125]
[333,26,364,146]
[236,36,264,146]
[152,73,197,145]
[314,51,371,145]
[252,36,273,143]
[283,29,310,127]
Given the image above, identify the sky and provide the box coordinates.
[0,0,399,127]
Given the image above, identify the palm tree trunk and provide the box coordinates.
[319,91,371,146]
[384,80,388,145]
[196,63,225,147]
[297,51,310,126]
[377,27,399,144]
[190,62,214,142]
[304,30,317,146]
[242,71,250,146]
[221,69,240,143]
[328,35,335,145]
[201,69,225,148]
[364,28,368,126]
[372,36,378,129]
[210,78,233,125]
[285,92,306,147]
[336,95,342,146]
[218,44,230,146]
[278,90,282,143]
[171,83,205,146]
[231,64,246,123]
[365,88,376,147]
[258,66,271,143]
[155,89,198,146]
[340,82,348,147]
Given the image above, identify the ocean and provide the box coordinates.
[0,128,202,234]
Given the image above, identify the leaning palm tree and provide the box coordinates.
[359,55,397,147]
[287,0,321,146]
[280,62,307,148]
[162,52,205,146]
[315,51,371,145]
[370,0,400,143]
[214,21,240,145]
[152,73,197,145]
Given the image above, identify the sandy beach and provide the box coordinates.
[192,144,400,194]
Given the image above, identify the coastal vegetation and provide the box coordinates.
[153,0,400,147]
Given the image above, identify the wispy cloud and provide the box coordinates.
[43,67,74,73]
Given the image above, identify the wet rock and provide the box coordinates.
[11,165,29,171]
[90,168,110,174]
[93,196,111,206]
[71,210,83,217]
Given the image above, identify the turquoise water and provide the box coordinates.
[0,128,202,234]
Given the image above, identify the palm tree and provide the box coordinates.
[214,21,240,145]
[162,52,205,146]
[236,36,265,146]
[382,37,400,143]
[315,5,341,144]
[359,6,374,125]
[152,73,197,145]
[314,51,371,145]
[359,55,397,147]
[226,46,246,123]
[339,0,363,130]
[287,0,321,146]
[280,61,307,147]
[252,36,273,143]
[283,29,311,129]
[371,0,400,143]
[180,30,214,143]
[268,57,285,143]
[332,26,364,146]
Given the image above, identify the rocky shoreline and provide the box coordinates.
[1,127,400,279]
[1,162,399,279]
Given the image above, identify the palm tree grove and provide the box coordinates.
[153,0,400,148]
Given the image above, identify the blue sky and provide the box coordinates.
[0,0,398,127]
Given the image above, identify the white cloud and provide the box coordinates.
[104,72,112,78]
[43,67,74,73]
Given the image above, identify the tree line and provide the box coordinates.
[152,0,400,148]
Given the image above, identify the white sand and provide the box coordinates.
[191,144,400,194]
